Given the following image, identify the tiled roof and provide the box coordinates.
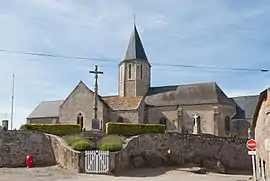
[27,100,63,119]
[145,82,234,106]
[102,96,143,110]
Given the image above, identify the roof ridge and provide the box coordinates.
[150,81,216,89]
[231,94,259,98]
[40,100,64,103]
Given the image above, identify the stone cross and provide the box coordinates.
[193,113,201,134]
[89,65,103,120]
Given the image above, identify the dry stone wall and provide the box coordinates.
[0,131,84,173]
[46,134,85,173]
[110,133,252,173]
[0,130,56,167]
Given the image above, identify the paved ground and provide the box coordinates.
[0,166,251,181]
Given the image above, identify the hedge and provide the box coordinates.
[20,124,81,136]
[98,135,125,152]
[63,135,88,146]
[72,140,94,151]
[105,122,165,136]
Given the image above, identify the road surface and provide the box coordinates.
[0,166,251,181]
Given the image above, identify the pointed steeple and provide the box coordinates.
[123,25,148,62]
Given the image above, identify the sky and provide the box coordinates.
[0,0,270,129]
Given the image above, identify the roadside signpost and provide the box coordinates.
[246,139,257,181]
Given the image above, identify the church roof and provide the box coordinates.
[145,82,234,106]
[122,25,149,63]
[230,95,259,120]
[27,100,63,119]
[102,96,143,110]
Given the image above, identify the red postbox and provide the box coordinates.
[26,155,33,168]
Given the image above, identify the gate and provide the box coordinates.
[85,150,109,174]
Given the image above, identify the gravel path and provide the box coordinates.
[0,166,251,181]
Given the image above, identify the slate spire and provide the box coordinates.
[123,24,148,61]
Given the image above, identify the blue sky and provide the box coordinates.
[0,0,270,129]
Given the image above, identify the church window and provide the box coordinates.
[77,112,84,131]
[117,116,124,123]
[140,65,143,79]
[128,64,132,79]
[159,117,167,129]
[224,116,230,134]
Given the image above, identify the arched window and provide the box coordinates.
[159,117,167,129]
[140,64,143,79]
[117,116,124,123]
[128,64,132,79]
[224,116,230,134]
[77,112,84,131]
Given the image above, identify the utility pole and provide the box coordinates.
[89,65,103,120]
[10,74,15,130]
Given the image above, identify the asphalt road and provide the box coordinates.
[0,166,251,181]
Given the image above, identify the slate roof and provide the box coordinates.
[102,96,143,110]
[231,95,259,120]
[27,100,63,119]
[145,82,234,106]
[121,25,150,65]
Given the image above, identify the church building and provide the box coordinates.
[26,24,258,137]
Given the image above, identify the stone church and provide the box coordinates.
[27,25,259,138]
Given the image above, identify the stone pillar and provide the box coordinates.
[2,120,8,130]
[192,113,201,134]
[213,106,219,136]
[176,106,183,133]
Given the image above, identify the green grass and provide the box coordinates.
[98,135,125,152]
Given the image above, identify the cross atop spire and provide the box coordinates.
[133,14,136,26]
[123,24,148,62]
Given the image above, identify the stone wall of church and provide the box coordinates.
[147,106,178,130]
[110,133,251,174]
[59,83,107,131]
[147,104,224,135]
[217,104,235,137]
[181,104,216,134]
[26,117,59,124]
[109,110,139,124]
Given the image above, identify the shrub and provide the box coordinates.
[20,124,81,136]
[105,122,165,136]
[98,135,125,152]
[72,140,94,151]
[64,135,87,146]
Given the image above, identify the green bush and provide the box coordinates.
[72,140,94,151]
[105,122,165,136]
[64,135,87,146]
[98,135,125,152]
[20,124,81,136]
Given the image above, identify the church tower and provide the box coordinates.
[118,25,151,97]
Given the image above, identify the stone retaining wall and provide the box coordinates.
[0,130,56,167]
[46,134,85,173]
[110,133,252,173]
[0,131,84,173]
